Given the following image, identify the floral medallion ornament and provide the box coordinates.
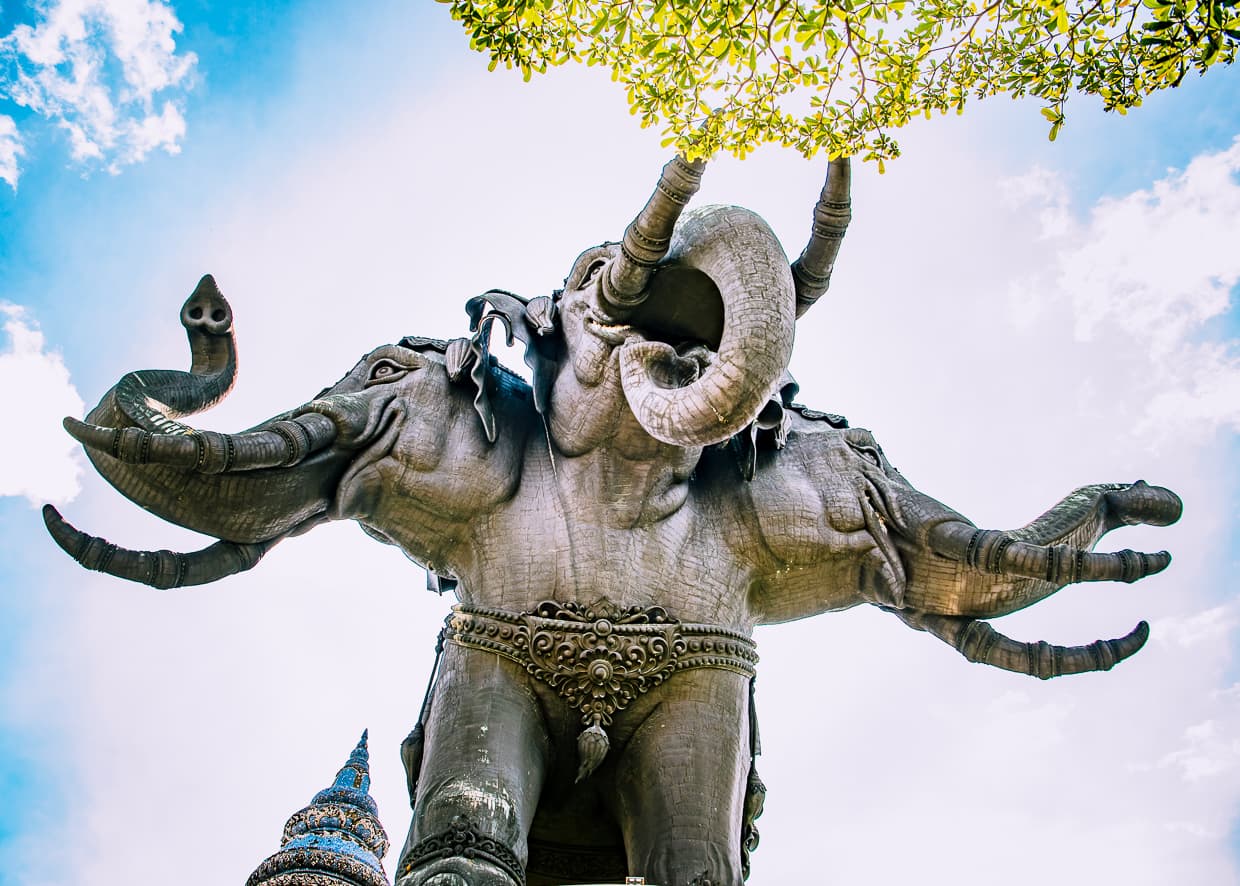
[527,601,683,780]
[447,600,758,780]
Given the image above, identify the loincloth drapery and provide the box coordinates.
[445,600,758,780]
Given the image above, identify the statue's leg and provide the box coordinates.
[612,668,750,886]
[395,645,550,886]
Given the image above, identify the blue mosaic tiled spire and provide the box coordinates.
[247,731,391,886]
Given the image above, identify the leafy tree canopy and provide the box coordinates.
[441,0,1238,164]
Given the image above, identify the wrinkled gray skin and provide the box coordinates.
[47,159,1182,886]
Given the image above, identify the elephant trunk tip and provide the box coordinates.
[43,503,92,564]
[42,502,65,533]
[182,273,233,336]
[1108,481,1183,528]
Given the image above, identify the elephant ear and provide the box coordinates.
[397,331,504,442]
[465,290,559,418]
[726,372,846,480]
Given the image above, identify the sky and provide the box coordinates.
[0,1,1238,884]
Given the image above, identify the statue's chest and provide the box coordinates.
[464,493,753,625]
[740,445,870,566]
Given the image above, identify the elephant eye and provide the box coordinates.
[856,446,882,467]
[579,259,607,288]
[366,359,409,386]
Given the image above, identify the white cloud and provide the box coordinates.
[0,113,23,188]
[1155,604,1239,650]
[0,304,85,505]
[1155,720,1240,783]
[1003,138,1240,442]
[1061,144,1240,353]
[0,0,196,184]
[1000,165,1074,238]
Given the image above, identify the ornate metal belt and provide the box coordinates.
[445,600,758,780]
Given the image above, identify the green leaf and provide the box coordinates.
[452,0,1237,165]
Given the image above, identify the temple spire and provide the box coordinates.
[247,731,391,886]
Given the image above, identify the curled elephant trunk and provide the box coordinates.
[43,504,280,588]
[618,204,796,447]
[885,481,1181,675]
[54,280,392,552]
[109,274,237,434]
[891,608,1150,679]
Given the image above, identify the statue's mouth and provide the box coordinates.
[571,311,642,386]
[583,312,640,346]
[576,309,713,390]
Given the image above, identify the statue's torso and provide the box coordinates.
[433,418,888,630]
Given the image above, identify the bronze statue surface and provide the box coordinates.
[46,156,1182,886]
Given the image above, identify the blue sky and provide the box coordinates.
[1,2,1239,884]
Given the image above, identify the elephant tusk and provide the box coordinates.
[791,157,851,318]
[63,412,338,474]
[43,504,276,589]
[927,521,1171,585]
[601,154,706,312]
[892,608,1150,679]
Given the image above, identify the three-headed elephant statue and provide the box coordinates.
[46,156,1182,886]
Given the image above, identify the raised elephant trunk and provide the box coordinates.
[600,155,860,448]
[891,607,1152,679]
[791,158,851,318]
[600,155,706,312]
[110,274,237,433]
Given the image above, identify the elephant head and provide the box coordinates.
[478,155,853,459]
[741,412,1183,680]
[43,274,527,589]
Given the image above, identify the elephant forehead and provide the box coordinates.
[792,425,878,475]
[563,243,619,290]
